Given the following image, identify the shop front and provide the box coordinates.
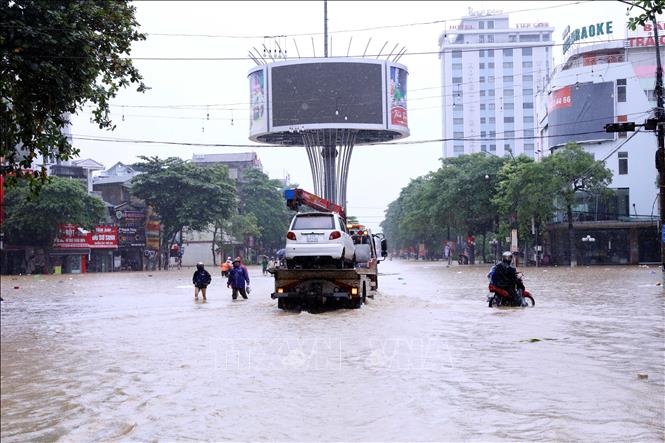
[115,209,146,271]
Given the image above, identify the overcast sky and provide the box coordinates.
[71,0,631,231]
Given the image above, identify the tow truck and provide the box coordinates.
[270,188,387,311]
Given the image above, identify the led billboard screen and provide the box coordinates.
[548,81,614,147]
[388,65,408,129]
[270,62,384,127]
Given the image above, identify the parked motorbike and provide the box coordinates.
[487,272,535,307]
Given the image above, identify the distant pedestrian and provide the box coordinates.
[220,256,232,277]
[444,242,451,267]
[192,262,212,301]
[261,255,269,275]
[227,258,250,300]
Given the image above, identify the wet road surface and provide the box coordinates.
[1,260,664,442]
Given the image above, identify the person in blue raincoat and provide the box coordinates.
[227,258,250,300]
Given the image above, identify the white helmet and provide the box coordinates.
[502,251,513,262]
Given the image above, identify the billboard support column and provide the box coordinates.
[321,144,337,205]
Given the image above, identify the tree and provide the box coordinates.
[1,1,146,191]
[544,143,612,266]
[493,156,559,264]
[130,156,236,269]
[236,168,291,253]
[2,177,106,268]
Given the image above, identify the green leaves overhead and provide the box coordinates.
[1,0,146,191]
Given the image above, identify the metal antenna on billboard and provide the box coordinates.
[393,47,407,63]
[362,37,372,57]
[385,43,400,61]
[248,51,261,66]
[311,36,316,57]
[376,41,388,59]
[346,36,353,57]
[262,43,276,62]
[293,38,301,58]
[324,0,328,57]
[251,46,267,64]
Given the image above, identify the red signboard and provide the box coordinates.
[53,224,118,249]
[548,86,572,112]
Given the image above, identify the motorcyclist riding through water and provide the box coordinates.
[488,251,527,307]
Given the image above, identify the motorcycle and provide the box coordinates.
[487,272,535,307]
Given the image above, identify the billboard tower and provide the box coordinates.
[247,4,409,208]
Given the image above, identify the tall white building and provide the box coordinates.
[439,13,554,158]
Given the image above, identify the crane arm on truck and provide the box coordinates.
[283,188,346,220]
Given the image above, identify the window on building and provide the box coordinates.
[490,130,496,138]
[479,21,485,29]
[505,131,515,138]
[504,143,512,151]
[479,49,485,57]
[504,103,514,110]
[480,117,486,124]
[503,48,513,57]
[488,62,495,68]
[523,102,534,109]
[523,116,534,124]
[481,144,487,152]
[480,90,486,97]
[454,131,465,139]
[503,75,513,83]
[490,144,497,152]
[509,34,517,42]
[454,104,464,111]
[479,62,485,69]
[522,47,533,57]
[523,128,534,137]
[523,88,534,98]
[480,76,486,83]
[452,76,463,84]
[524,144,535,157]
[504,88,514,96]
[488,89,495,96]
[453,117,464,125]
[618,152,628,174]
[452,50,462,59]
[523,61,533,68]
[480,103,486,110]
[523,74,533,83]
[487,34,494,43]
[488,75,495,82]
[481,130,487,137]
[488,103,496,110]
[489,117,496,124]
[453,145,465,154]
[504,116,514,123]
[479,35,485,43]
[645,89,656,101]
[503,62,513,69]
[488,21,494,29]
[453,63,463,70]
[520,34,540,42]
[617,79,627,102]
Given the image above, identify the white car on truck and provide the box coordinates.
[285,212,355,269]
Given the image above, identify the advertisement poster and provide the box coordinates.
[389,66,408,127]
[249,69,267,134]
[53,225,118,249]
[547,81,614,147]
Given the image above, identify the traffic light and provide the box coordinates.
[644,118,658,131]
[604,122,636,133]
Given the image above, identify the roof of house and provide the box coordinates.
[72,158,105,171]
[191,152,258,164]
[93,162,140,185]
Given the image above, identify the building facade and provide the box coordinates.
[439,13,554,158]
[535,20,661,265]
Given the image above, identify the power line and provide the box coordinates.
[0,1,589,40]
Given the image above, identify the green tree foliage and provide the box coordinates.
[544,143,612,266]
[1,1,146,191]
[130,156,236,266]
[236,168,291,252]
[2,177,106,251]
[625,0,664,30]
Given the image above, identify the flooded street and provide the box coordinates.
[1,260,663,442]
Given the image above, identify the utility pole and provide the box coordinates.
[653,15,665,287]
[324,0,328,58]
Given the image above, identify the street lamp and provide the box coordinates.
[581,234,596,266]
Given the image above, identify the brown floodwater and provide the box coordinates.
[1,260,663,442]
